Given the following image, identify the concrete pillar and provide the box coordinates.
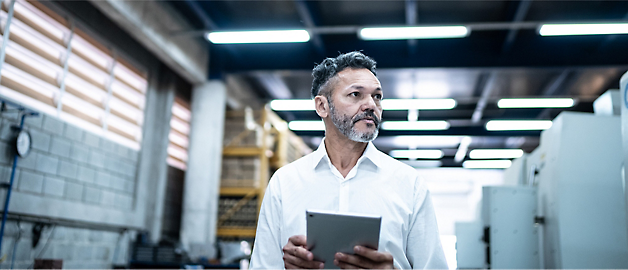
[135,67,176,242]
[180,80,226,259]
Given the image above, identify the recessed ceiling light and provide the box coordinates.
[207,30,310,44]
[359,26,469,40]
[497,98,574,108]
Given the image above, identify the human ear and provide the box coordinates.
[314,96,329,118]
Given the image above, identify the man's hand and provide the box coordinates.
[282,235,324,269]
[334,245,394,269]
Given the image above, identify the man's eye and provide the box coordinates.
[374,94,382,100]
[350,92,359,97]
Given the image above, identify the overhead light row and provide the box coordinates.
[270,98,457,111]
[288,120,552,131]
[271,98,573,111]
[206,23,628,44]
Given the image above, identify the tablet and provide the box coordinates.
[306,210,381,268]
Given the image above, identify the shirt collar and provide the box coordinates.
[311,138,382,170]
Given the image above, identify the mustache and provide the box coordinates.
[353,111,381,127]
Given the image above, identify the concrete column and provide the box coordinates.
[135,67,176,242]
[180,80,226,259]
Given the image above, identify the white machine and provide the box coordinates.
[621,71,628,247]
[528,111,628,268]
[458,110,628,269]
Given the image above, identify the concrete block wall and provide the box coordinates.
[0,220,133,269]
[0,113,139,209]
[0,111,141,268]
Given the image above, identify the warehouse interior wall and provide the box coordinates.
[0,0,219,268]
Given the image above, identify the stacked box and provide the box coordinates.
[218,196,259,227]
[223,111,263,147]
[220,157,261,187]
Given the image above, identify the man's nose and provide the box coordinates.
[361,95,377,111]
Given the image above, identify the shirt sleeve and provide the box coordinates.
[249,173,284,269]
[406,178,449,269]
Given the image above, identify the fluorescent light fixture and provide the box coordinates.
[288,120,325,131]
[401,160,442,168]
[207,30,310,44]
[539,23,628,36]
[381,121,450,130]
[469,149,524,159]
[486,120,552,131]
[359,26,468,40]
[463,160,512,169]
[497,98,574,108]
[389,149,444,159]
[382,99,456,110]
[270,99,314,111]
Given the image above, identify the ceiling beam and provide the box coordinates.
[471,72,497,123]
[182,0,218,30]
[252,73,293,99]
[405,0,418,55]
[536,70,573,119]
[501,0,533,54]
[294,0,325,56]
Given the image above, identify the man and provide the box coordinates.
[249,52,448,269]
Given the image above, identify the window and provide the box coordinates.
[167,97,191,170]
[0,0,147,149]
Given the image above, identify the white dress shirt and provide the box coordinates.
[249,140,448,269]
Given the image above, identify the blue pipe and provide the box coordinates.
[0,113,26,257]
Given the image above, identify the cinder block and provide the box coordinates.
[42,115,65,135]
[121,162,137,178]
[128,149,139,163]
[83,185,102,204]
[14,239,32,261]
[0,119,17,141]
[49,137,72,158]
[83,132,100,148]
[116,144,128,159]
[93,246,111,261]
[88,230,104,242]
[17,150,37,170]
[70,228,89,242]
[114,193,132,209]
[58,160,78,179]
[89,150,106,168]
[124,180,135,193]
[57,243,74,260]
[76,245,93,260]
[101,190,115,206]
[64,181,83,201]
[95,171,111,188]
[70,143,89,162]
[64,123,84,142]
[18,170,44,194]
[0,140,14,164]
[101,231,119,243]
[51,226,67,241]
[100,139,115,154]
[24,113,43,129]
[29,128,51,152]
[77,166,96,183]
[35,154,58,175]
[43,176,65,197]
[111,175,126,191]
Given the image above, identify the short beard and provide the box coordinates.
[328,99,380,143]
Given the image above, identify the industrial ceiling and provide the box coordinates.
[168,0,628,167]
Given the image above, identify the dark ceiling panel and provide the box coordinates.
[313,1,406,26]
[197,0,303,29]
[526,1,628,21]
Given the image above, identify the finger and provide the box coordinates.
[289,235,308,246]
[334,259,360,269]
[354,246,393,262]
[282,245,314,261]
[335,252,374,269]
[284,252,324,269]
[284,261,299,269]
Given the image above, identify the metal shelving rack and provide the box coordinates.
[216,106,311,238]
